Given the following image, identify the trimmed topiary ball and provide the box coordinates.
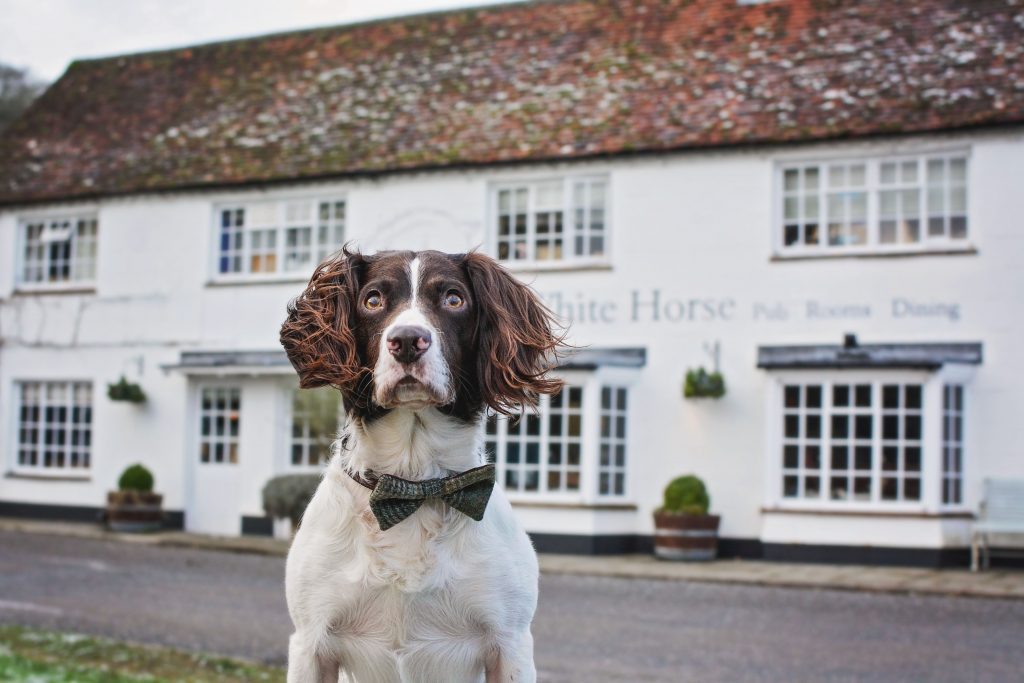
[661,475,710,515]
[118,464,154,492]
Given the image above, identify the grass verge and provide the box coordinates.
[0,625,284,682]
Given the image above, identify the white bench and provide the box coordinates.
[971,479,1024,571]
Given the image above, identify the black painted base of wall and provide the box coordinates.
[241,515,275,537]
[3,502,1021,569]
[0,501,184,530]
[761,542,971,568]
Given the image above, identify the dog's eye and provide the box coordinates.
[443,290,465,308]
[364,291,384,310]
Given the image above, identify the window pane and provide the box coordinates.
[784,169,799,191]
[950,158,966,182]
[804,167,819,190]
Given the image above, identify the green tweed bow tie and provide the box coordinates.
[347,464,496,531]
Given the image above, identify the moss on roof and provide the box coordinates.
[1,0,1022,205]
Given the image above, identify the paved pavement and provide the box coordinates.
[2,518,1023,600]
[1,530,1023,682]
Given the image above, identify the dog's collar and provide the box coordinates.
[344,464,496,531]
[346,468,380,490]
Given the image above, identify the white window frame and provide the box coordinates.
[941,384,965,507]
[210,196,346,283]
[488,175,611,270]
[937,363,975,512]
[15,211,99,291]
[773,150,972,258]
[287,387,344,472]
[484,368,636,504]
[764,369,972,514]
[11,380,93,477]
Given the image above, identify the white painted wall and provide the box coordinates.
[1,128,1022,546]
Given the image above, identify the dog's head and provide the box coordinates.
[280,248,564,421]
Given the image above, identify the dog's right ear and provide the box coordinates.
[280,247,365,391]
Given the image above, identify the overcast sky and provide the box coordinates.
[0,0,520,82]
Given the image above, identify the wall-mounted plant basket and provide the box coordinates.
[108,376,147,403]
[683,367,726,399]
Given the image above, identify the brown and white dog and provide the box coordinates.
[279,248,563,683]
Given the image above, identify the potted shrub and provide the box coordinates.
[107,464,163,532]
[262,474,322,537]
[653,474,720,561]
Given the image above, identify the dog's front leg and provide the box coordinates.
[288,631,340,683]
[485,630,536,683]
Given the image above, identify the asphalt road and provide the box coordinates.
[1,531,1022,682]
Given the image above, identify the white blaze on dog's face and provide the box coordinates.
[371,256,454,408]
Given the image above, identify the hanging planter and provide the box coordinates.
[108,376,147,403]
[683,367,726,399]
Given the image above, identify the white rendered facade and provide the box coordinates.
[1,128,1022,560]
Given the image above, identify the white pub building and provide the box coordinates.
[1,0,1022,565]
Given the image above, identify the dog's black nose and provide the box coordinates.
[387,325,431,363]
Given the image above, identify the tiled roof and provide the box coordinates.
[1,0,1022,205]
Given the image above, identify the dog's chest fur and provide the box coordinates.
[285,411,537,678]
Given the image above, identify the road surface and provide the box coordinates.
[1,531,1021,682]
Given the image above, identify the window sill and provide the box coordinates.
[206,276,308,287]
[510,500,637,511]
[771,246,977,262]
[502,261,614,275]
[762,506,974,520]
[5,471,92,482]
[12,285,97,296]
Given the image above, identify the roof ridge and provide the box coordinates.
[67,0,554,71]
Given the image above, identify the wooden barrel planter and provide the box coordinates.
[653,512,720,561]
[107,491,164,533]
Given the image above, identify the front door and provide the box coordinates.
[187,385,243,535]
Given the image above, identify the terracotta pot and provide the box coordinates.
[107,490,164,533]
[653,511,720,561]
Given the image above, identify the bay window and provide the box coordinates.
[941,385,965,506]
[484,376,631,502]
[772,372,972,510]
[290,387,343,470]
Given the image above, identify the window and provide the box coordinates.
[290,387,342,469]
[492,177,607,265]
[942,385,964,505]
[215,198,345,278]
[779,154,968,254]
[599,387,628,496]
[485,383,629,500]
[780,379,924,504]
[199,387,240,464]
[19,215,98,286]
[15,381,92,473]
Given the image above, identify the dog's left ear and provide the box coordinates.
[463,252,566,415]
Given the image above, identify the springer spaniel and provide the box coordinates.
[279,248,563,683]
